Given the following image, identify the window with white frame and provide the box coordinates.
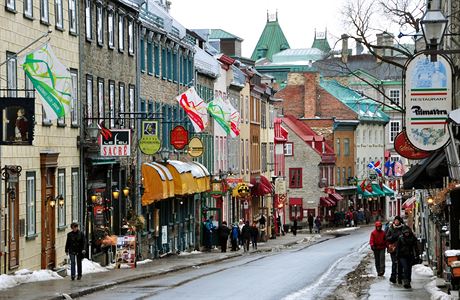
[109,81,115,127]
[57,169,66,227]
[241,140,244,171]
[24,0,33,17]
[245,139,249,173]
[245,95,249,123]
[86,76,93,124]
[269,142,274,171]
[119,83,125,127]
[284,143,293,156]
[6,0,15,11]
[26,172,36,237]
[70,70,78,126]
[108,10,114,48]
[55,0,63,29]
[98,79,104,120]
[344,138,350,156]
[389,121,401,143]
[40,0,49,23]
[69,0,77,33]
[118,14,124,51]
[128,19,134,55]
[389,89,400,106]
[25,72,34,98]
[71,169,80,224]
[356,129,360,144]
[96,5,103,45]
[7,53,17,97]
[129,86,134,128]
[85,0,92,40]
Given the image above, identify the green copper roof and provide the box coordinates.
[320,79,390,123]
[251,18,290,61]
[209,29,243,41]
[311,32,331,53]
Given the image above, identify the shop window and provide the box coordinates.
[289,168,302,188]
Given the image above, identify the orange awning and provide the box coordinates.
[141,162,172,206]
[166,160,198,195]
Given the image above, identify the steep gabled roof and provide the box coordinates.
[311,30,331,53]
[251,15,290,61]
[208,29,243,41]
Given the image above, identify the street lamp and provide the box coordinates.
[112,188,120,200]
[91,194,97,203]
[122,187,130,197]
[421,9,448,61]
[57,195,64,207]
[86,122,100,140]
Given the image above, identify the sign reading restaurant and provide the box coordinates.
[101,129,131,157]
[404,52,452,151]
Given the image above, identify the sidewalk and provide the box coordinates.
[367,253,443,299]
[0,231,331,300]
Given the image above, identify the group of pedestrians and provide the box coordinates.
[369,216,421,289]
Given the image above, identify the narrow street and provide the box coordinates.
[78,227,371,300]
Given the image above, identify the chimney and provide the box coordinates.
[356,38,363,55]
[341,34,349,64]
[303,72,319,118]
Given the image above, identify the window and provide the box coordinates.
[261,143,267,172]
[389,89,400,106]
[57,169,66,228]
[389,121,401,143]
[7,53,17,97]
[289,168,302,188]
[96,5,103,45]
[147,41,152,74]
[336,167,340,186]
[167,48,172,80]
[55,0,63,29]
[245,139,249,173]
[97,79,104,120]
[336,138,340,157]
[161,47,166,79]
[261,101,266,128]
[343,168,346,186]
[245,96,249,123]
[86,76,93,124]
[109,81,115,127]
[85,0,92,40]
[71,169,80,224]
[70,70,78,126]
[118,14,124,51]
[252,96,257,121]
[24,0,33,18]
[26,172,36,237]
[154,43,160,76]
[368,130,371,145]
[348,167,352,179]
[269,142,274,171]
[241,140,245,171]
[356,129,360,144]
[128,19,134,55]
[40,0,49,22]
[119,83,125,127]
[344,138,350,156]
[69,0,77,34]
[108,10,114,48]
[284,143,293,156]
[140,39,146,72]
[129,85,135,128]
[25,72,34,98]
[173,51,177,82]
[269,109,274,129]
[6,0,15,11]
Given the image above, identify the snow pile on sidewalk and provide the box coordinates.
[326,227,360,233]
[178,250,202,256]
[426,280,452,300]
[66,258,107,276]
[136,259,152,265]
[413,264,434,277]
[0,269,62,290]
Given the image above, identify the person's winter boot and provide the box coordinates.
[403,280,411,289]
[389,277,396,284]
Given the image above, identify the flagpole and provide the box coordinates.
[0,29,52,68]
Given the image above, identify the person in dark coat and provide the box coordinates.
[241,221,251,252]
[385,216,406,284]
[230,223,240,251]
[292,218,298,236]
[370,221,386,276]
[65,222,86,280]
[250,222,259,250]
[314,216,322,233]
[218,221,230,252]
[396,227,420,289]
[307,214,314,234]
[204,216,216,251]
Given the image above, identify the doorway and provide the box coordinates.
[8,182,19,269]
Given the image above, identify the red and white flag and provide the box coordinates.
[176,87,208,133]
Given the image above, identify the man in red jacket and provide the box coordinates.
[370,220,386,276]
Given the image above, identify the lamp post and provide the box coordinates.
[112,187,120,234]
[420,9,448,62]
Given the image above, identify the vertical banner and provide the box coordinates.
[176,87,209,133]
[229,103,240,137]
[207,96,231,134]
[21,43,71,120]
[405,52,452,151]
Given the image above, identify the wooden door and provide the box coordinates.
[41,168,56,269]
[8,183,19,269]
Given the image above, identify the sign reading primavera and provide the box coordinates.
[405,52,452,151]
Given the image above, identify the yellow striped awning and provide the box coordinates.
[190,161,211,192]
[141,163,171,206]
[166,160,198,195]
[150,162,175,198]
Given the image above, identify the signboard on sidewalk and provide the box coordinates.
[115,235,136,269]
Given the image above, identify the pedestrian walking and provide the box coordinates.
[250,222,259,250]
[277,216,285,236]
[65,222,86,281]
[241,221,251,252]
[218,221,230,252]
[365,209,371,225]
[204,216,216,251]
[307,214,314,234]
[369,221,386,276]
[396,227,420,289]
[314,216,322,233]
[385,216,406,284]
[230,223,240,251]
[353,210,359,227]
[238,219,245,246]
[292,218,298,236]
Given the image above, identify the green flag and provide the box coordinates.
[21,43,71,120]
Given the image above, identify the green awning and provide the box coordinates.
[357,185,373,198]
[381,184,395,196]
[371,183,385,197]
[89,158,118,166]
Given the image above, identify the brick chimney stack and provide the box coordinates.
[303,72,319,118]
[341,34,349,64]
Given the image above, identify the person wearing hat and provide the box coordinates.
[370,220,386,276]
[65,222,86,280]
[385,216,406,284]
[396,226,420,289]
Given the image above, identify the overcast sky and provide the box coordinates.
[169,0,349,58]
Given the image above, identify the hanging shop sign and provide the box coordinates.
[170,125,189,150]
[234,182,250,198]
[274,178,286,195]
[394,130,431,160]
[101,129,131,157]
[404,52,453,151]
[139,121,161,155]
[188,137,204,157]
